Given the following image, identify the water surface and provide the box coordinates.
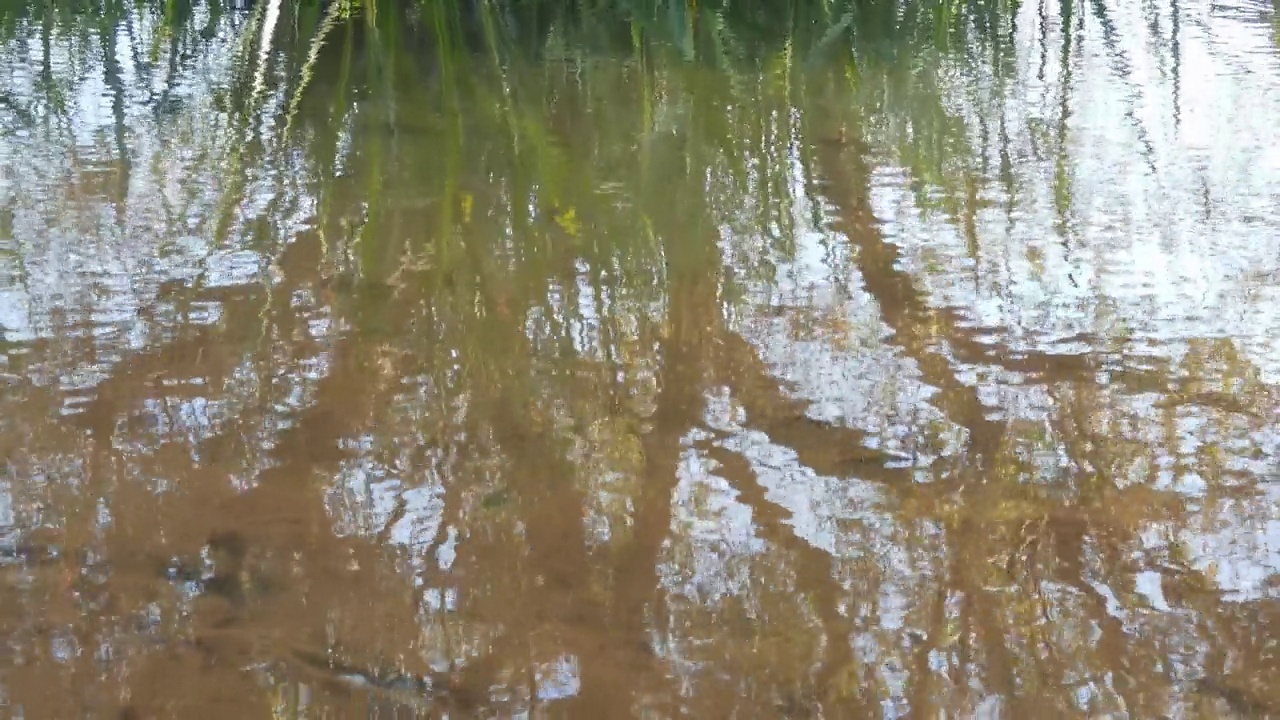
[2,0,1280,716]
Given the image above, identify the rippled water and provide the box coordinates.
[2,0,1280,716]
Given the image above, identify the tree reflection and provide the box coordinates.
[2,0,1280,717]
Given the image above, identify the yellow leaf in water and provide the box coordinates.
[555,207,580,237]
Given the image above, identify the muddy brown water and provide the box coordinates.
[3,0,1280,717]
